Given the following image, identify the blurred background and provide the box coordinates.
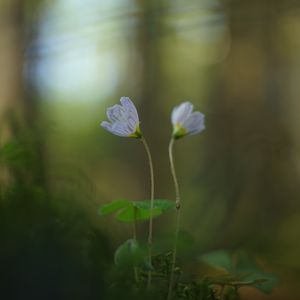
[1,0,300,299]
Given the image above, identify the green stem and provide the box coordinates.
[167,138,181,300]
[133,207,137,240]
[141,136,155,289]
[168,138,180,209]
[133,207,138,283]
[220,285,225,300]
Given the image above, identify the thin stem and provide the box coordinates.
[167,138,181,300]
[133,207,137,240]
[141,136,155,289]
[133,207,138,283]
[168,138,180,207]
[134,266,138,283]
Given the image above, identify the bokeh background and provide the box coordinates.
[1,0,300,299]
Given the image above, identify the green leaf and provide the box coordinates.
[98,199,174,223]
[139,260,155,271]
[133,199,175,211]
[200,250,232,272]
[98,200,130,216]
[234,251,279,294]
[234,250,256,271]
[252,273,279,294]
[116,205,162,223]
[114,239,144,268]
[200,250,279,294]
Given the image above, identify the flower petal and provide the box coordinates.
[101,121,113,133]
[120,97,139,124]
[101,97,141,138]
[171,102,193,125]
[101,121,131,137]
[127,116,137,131]
[107,104,127,123]
[183,112,205,135]
[111,121,134,137]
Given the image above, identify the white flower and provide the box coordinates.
[171,101,205,139]
[101,97,142,138]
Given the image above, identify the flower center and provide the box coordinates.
[173,124,187,139]
[129,124,142,139]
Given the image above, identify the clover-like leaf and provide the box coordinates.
[116,205,162,223]
[133,199,175,211]
[98,199,131,216]
[98,199,174,223]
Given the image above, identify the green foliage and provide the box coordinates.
[151,230,197,257]
[0,183,112,300]
[0,140,29,167]
[199,250,279,295]
[116,205,161,222]
[98,199,175,223]
[175,281,217,300]
[134,199,176,211]
[201,250,233,272]
[98,199,131,216]
[99,199,279,299]
[137,252,218,300]
[114,239,145,268]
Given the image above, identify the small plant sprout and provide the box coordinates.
[101,96,155,288]
[171,101,205,139]
[167,101,205,300]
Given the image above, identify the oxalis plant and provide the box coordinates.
[99,97,278,300]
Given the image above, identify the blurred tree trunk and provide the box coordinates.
[204,0,298,247]
[0,0,24,141]
[0,0,45,188]
[134,0,171,200]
